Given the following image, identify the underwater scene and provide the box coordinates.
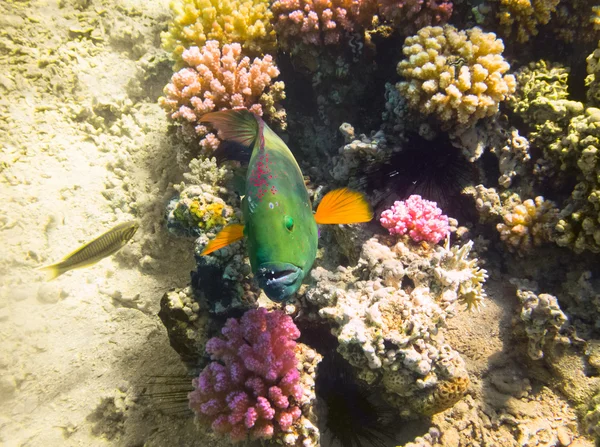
[4,0,600,445]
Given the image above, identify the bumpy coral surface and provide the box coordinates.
[304,236,486,416]
[377,0,453,34]
[552,108,600,253]
[497,0,560,43]
[380,195,450,244]
[496,195,559,254]
[586,40,600,107]
[159,41,286,151]
[188,308,319,444]
[161,0,276,62]
[271,0,377,47]
[396,25,516,128]
[511,280,568,360]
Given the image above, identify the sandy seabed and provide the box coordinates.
[0,1,596,446]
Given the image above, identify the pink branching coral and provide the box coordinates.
[377,0,453,34]
[380,194,450,243]
[159,41,286,151]
[188,308,304,442]
[271,0,377,46]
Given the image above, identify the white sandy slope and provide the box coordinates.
[0,0,233,445]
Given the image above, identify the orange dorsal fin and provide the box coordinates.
[314,188,373,225]
[201,109,259,147]
[200,224,245,256]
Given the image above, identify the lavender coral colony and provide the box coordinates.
[155,0,600,445]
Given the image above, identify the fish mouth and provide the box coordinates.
[256,263,303,302]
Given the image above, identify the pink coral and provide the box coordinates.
[380,195,449,243]
[377,0,452,33]
[159,41,285,151]
[271,0,377,46]
[188,308,305,442]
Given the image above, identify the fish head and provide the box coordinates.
[245,196,318,302]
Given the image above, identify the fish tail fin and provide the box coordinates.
[201,223,245,256]
[201,109,260,148]
[314,188,373,225]
[36,263,66,281]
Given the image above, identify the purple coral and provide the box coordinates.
[188,308,304,442]
[380,194,449,244]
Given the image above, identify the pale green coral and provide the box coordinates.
[585,39,600,107]
[161,0,277,65]
[509,60,584,163]
[552,108,600,253]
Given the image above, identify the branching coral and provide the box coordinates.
[377,0,453,34]
[270,0,377,47]
[380,195,450,244]
[496,0,560,43]
[161,0,276,63]
[496,195,559,254]
[303,236,485,416]
[159,41,286,152]
[396,25,516,128]
[188,308,320,445]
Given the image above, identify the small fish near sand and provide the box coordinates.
[37,221,139,280]
[199,109,373,302]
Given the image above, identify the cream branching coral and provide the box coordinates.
[396,25,516,128]
[586,40,600,107]
[497,0,560,43]
[497,195,559,254]
[161,0,276,64]
[159,41,286,152]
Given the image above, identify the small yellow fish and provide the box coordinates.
[37,221,139,280]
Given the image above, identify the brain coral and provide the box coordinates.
[159,41,286,152]
[271,0,377,47]
[161,0,276,63]
[396,25,516,128]
[496,0,560,43]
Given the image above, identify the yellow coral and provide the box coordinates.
[161,0,277,65]
[417,375,470,416]
[497,0,560,43]
[497,195,559,254]
[396,25,516,128]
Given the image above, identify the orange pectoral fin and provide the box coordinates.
[200,223,245,256]
[314,188,373,225]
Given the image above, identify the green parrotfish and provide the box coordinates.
[199,109,372,302]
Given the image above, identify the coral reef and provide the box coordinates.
[270,0,377,47]
[377,0,453,34]
[551,108,600,253]
[496,195,558,254]
[166,187,234,237]
[496,0,560,43]
[396,25,516,128]
[188,308,320,445]
[158,286,209,366]
[511,280,568,360]
[159,41,286,152]
[586,39,600,108]
[161,0,276,63]
[303,236,486,417]
[380,195,450,244]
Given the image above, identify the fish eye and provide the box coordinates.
[284,215,294,232]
